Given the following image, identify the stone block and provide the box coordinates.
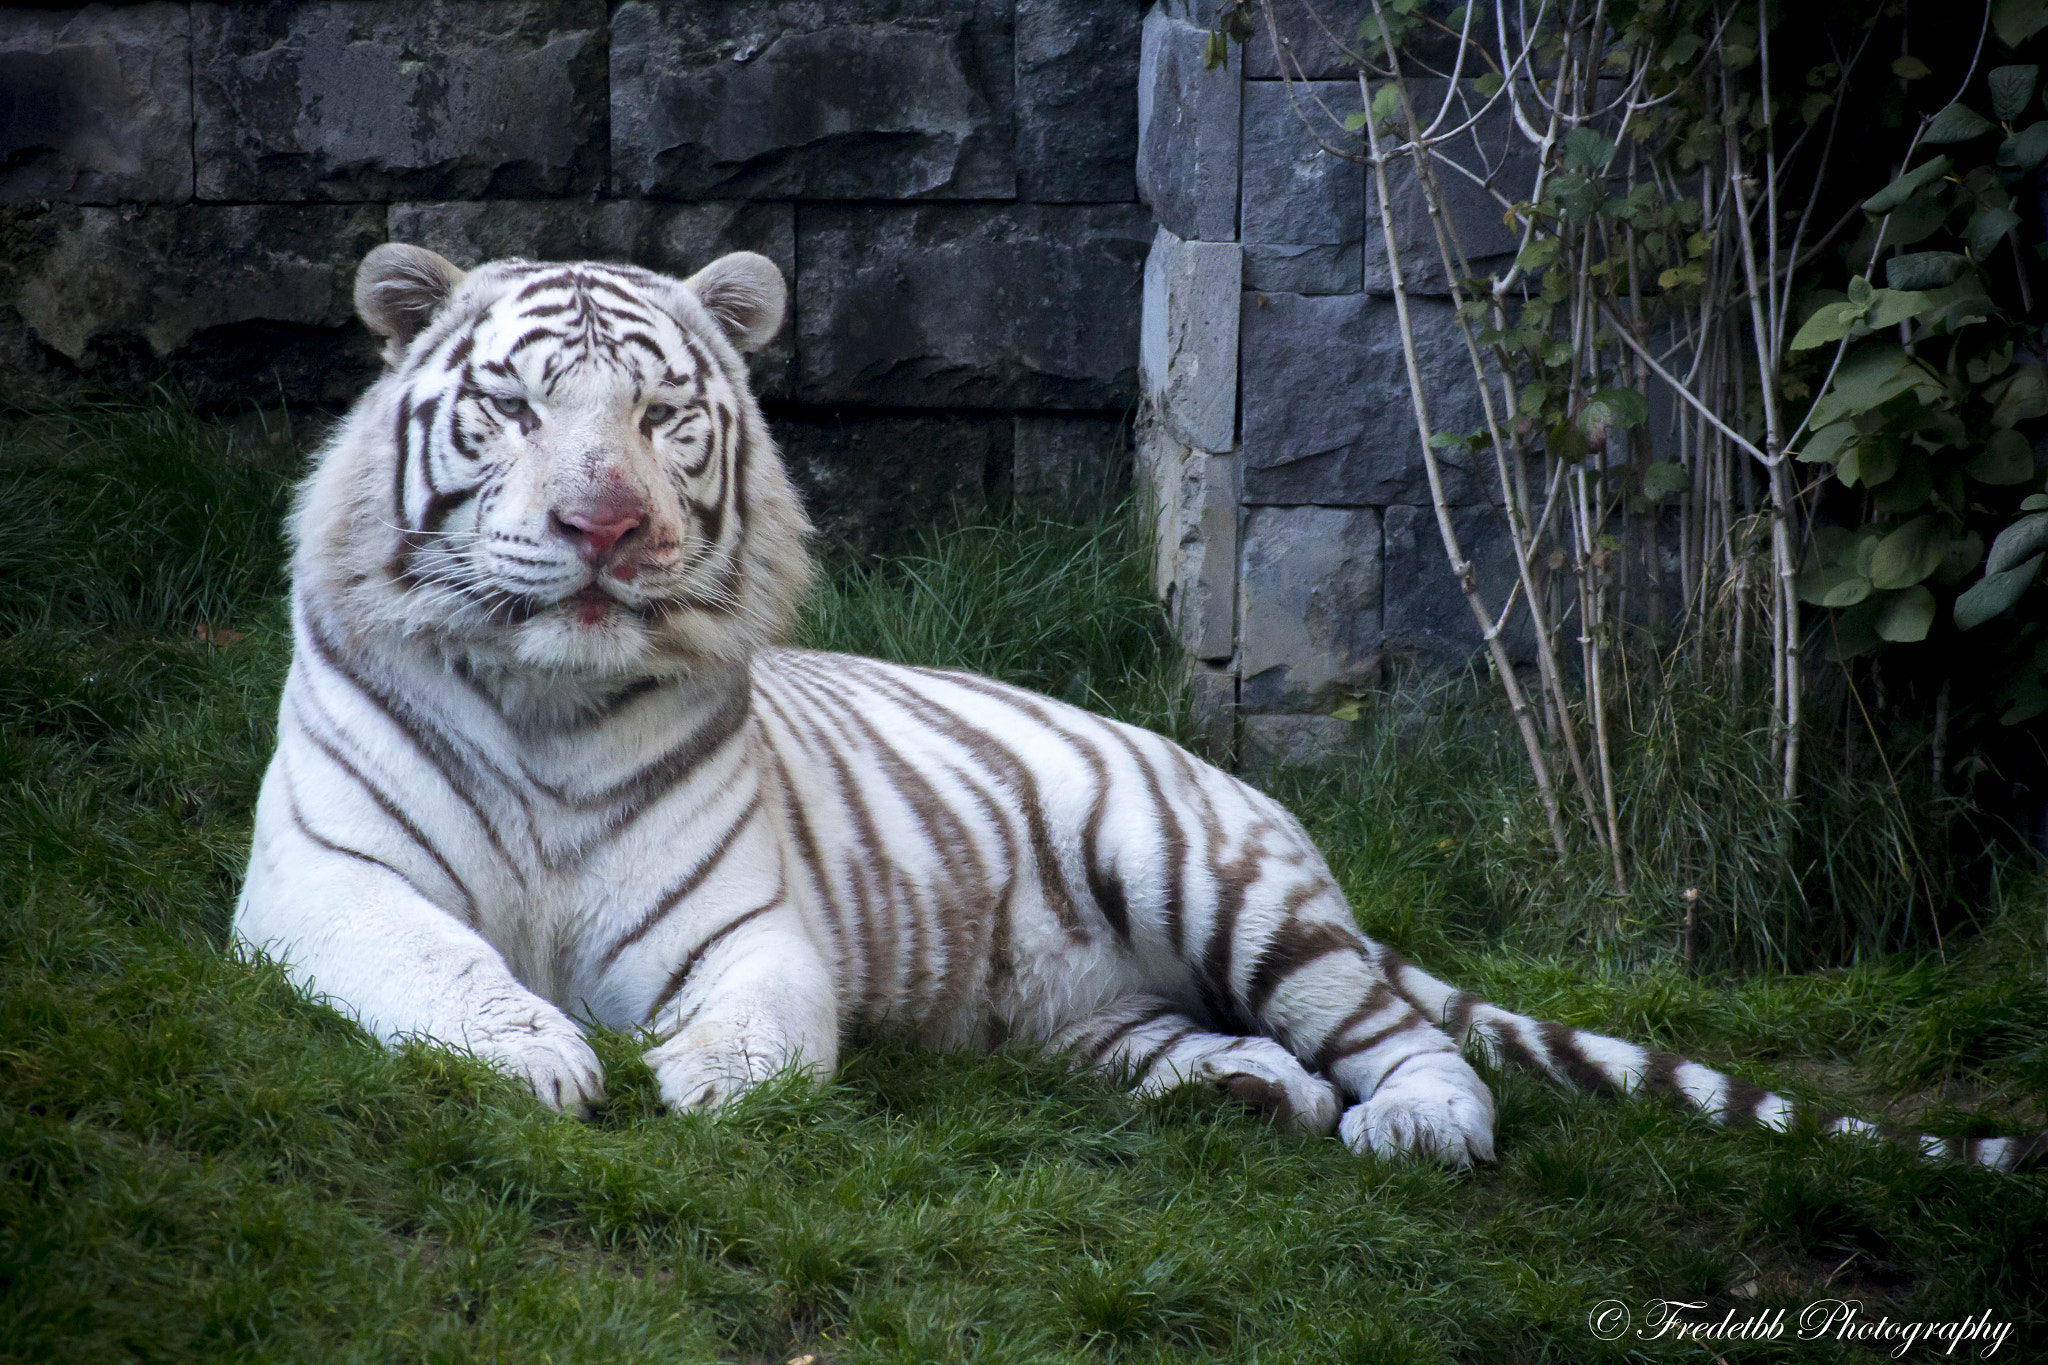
[0,5,192,204]
[1168,451,1239,662]
[1136,408,1190,602]
[192,1,607,202]
[1238,290,1488,506]
[1016,0,1140,202]
[1186,659,1237,765]
[1363,79,1540,297]
[1011,414,1130,518]
[771,409,999,556]
[0,203,386,409]
[1240,80,1364,294]
[1245,0,1492,79]
[796,203,1150,410]
[1140,226,1240,453]
[1137,9,1240,242]
[611,1,1014,201]
[386,200,796,399]
[1243,713,1357,770]
[1238,504,1381,713]
[1381,502,1533,666]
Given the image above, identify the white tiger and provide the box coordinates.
[235,244,2044,1172]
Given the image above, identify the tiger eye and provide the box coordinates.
[644,403,678,425]
[492,394,532,421]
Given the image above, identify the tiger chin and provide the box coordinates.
[236,243,2044,1173]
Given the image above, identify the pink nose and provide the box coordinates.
[550,508,643,565]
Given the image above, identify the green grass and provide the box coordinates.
[4,403,2048,1363]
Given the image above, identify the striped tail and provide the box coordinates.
[1381,955,2048,1174]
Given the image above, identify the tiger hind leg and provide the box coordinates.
[1050,996,1343,1133]
[1251,939,1497,1165]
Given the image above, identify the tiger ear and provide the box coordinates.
[682,252,786,354]
[355,244,467,362]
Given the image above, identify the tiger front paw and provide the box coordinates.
[1338,1053,1496,1167]
[643,1020,815,1114]
[466,1016,606,1118]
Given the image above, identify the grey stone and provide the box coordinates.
[1138,410,1236,663]
[1381,502,1533,666]
[772,410,999,556]
[1139,226,1240,453]
[0,203,386,409]
[1238,504,1382,713]
[387,200,797,399]
[1137,9,1239,242]
[1010,414,1130,518]
[0,4,192,204]
[1242,713,1357,769]
[192,1,607,202]
[1186,659,1237,765]
[1362,79,1540,297]
[1015,0,1140,202]
[1240,80,1364,264]
[1165,449,1238,662]
[1137,409,1189,602]
[1238,290,1489,506]
[1242,242,1362,295]
[796,203,1151,410]
[611,1,1013,201]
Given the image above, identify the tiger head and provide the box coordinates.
[293,244,812,679]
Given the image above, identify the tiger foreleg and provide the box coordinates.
[636,908,839,1114]
[1051,996,1343,1133]
[235,834,606,1116]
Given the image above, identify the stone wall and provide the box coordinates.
[0,0,1147,550]
[1135,0,1526,762]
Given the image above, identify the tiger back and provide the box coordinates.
[235,245,2047,1173]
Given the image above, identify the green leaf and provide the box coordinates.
[1992,0,2048,49]
[1475,71,1504,98]
[1370,81,1404,127]
[1987,511,2048,575]
[1342,111,1368,132]
[1825,596,1886,660]
[1428,430,1464,448]
[1893,55,1932,81]
[1965,205,2023,257]
[1789,302,1859,350]
[1564,127,1616,171]
[1865,288,1932,329]
[1796,422,1857,464]
[1924,103,1997,143]
[1966,429,2036,484]
[1863,156,1951,214]
[1956,553,2042,629]
[2001,121,2048,171]
[1515,238,1560,272]
[1869,515,1951,589]
[1578,387,1649,433]
[1642,461,1691,500]
[1989,65,2039,120]
[1886,251,1968,289]
[1801,92,1835,125]
[1876,191,1950,250]
[2025,494,2048,510]
[1662,33,1702,68]
[1877,585,1938,641]
[1990,364,2048,427]
[1810,345,1923,426]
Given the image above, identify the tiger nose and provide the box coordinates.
[550,508,644,565]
